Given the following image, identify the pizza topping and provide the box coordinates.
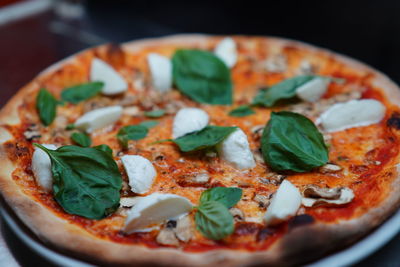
[217,128,256,169]
[297,60,316,75]
[302,185,354,207]
[264,54,287,73]
[24,124,41,141]
[172,49,232,105]
[253,194,271,209]
[166,125,237,152]
[34,144,122,219]
[36,88,57,126]
[214,37,238,68]
[121,155,157,194]
[156,227,179,246]
[147,53,172,92]
[172,107,209,138]
[71,132,91,147]
[93,144,113,157]
[317,99,386,132]
[296,77,330,102]
[319,163,342,173]
[229,207,245,221]
[228,105,255,117]
[75,105,122,133]
[174,214,194,242]
[176,172,210,187]
[32,144,57,192]
[61,82,104,104]
[261,111,328,172]
[264,180,302,226]
[120,197,142,208]
[144,109,165,118]
[123,193,193,234]
[117,125,148,149]
[90,58,128,95]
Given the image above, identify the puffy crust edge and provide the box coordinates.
[0,34,399,266]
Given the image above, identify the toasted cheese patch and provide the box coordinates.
[123,193,193,234]
[90,58,127,95]
[318,99,386,132]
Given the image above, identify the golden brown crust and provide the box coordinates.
[0,34,400,266]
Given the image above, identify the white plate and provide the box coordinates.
[1,199,400,267]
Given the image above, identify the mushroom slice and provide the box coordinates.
[174,215,194,242]
[302,185,354,207]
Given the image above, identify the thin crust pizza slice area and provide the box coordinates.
[0,36,400,266]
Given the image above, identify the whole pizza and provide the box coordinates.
[0,34,400,266]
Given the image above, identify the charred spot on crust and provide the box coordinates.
[256,227,275,242]
[288,214,315,230]
[387,112,400,130]
[234,222,259,236]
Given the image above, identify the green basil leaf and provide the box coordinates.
[71,132,92,147]
[34,144,122,220]
[228,105,255,117]
[117,125,148,149]
[61,82,104,104]
[172,49,232,105]
[200,187,242,208]
[261,111,328,172]
[144,109,165,118]
[66,123,76,130]
[195,201,234,240]
[36,88,57,126]
[170,126,237,152]
[139,120,159,129]
[252,75,316,107]
[93,144,113,157]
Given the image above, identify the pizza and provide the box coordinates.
[0,34,400,266]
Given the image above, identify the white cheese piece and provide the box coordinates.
[75,105,122,133]
[90,58,128,95]
[123,193,193,234]
[214,37,238,68]
[317,99,386,132]
[296,77,330,102]
[217,128,256,169]
[121,155,156,194]
[302,188,354,207]
[264,180,302,226]
[120,197,142,208]
[147,53,172,92]
[172,108,209,138]
[32,144,57,192]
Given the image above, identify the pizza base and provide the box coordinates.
[0,34,400,266]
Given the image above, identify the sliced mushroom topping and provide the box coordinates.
[174,215,193,242]
[302,185,354,207]
[229,208,245,221]
[176,172,210,187]
[259,173,286,185]
[297,60,317,75]
[156,228,179,246]
[319,164,342,173]
[264,54,287,73]
[24,124,41,141]
[253,194,271,209]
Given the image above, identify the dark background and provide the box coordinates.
[1,0,400,266]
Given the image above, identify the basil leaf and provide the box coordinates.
[170,126,237,152]
[261,111,328,172]
[139,120,159,129]
[34,144,122,220]
[144,110,165,118]
[200,187,242,208]
[66,123,75,130]
[94,144,113,157]
[252,75,315,107]
[61,82,104,104]
[195,201,234,240]
[228,105,255,117]
[172,49,232,105]
[36,88,57,126]
[117,125,148,149]
[71,132,92,147]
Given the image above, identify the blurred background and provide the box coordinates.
[1,0,400,266]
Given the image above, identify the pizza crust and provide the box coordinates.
[0,34,400,266]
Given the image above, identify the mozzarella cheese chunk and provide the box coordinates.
[32,144,57,192]
[121,155,156,194]
[264,180,302,226]
[172,108,209,138]
[296,77,330,102]
[147,53,172,92]
[318,99,386,132]
[90,58,127,95]
[75,105,122,133]
[123,193,193,234]
[214,37,238,68]
[217,128,256,169]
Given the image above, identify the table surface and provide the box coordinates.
[1,1,400,266]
